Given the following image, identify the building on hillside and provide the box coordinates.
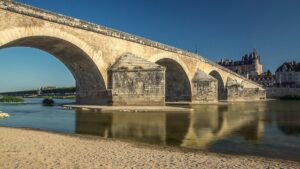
[217,49,263,78]
[249,70,276,87]
[275,61,300,88]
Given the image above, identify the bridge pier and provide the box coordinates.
[226,78,266,101]
[108,54,165,106]
[76,90,112,105]
[191,70,218,103]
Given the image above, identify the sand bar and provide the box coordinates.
[64,105,193,112]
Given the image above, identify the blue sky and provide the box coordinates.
[0,0,300,92]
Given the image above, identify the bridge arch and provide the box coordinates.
[209,70,227,100]
[152,56,192,102]
[0,27,110,105]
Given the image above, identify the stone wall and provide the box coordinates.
[227,85,266,101]
[109,70,165,106]
[108,54,165,106]
[191,70,218,103]
[226,78,265,101]
[266,87,300,98]
[192,81,218,103]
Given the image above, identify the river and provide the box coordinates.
[0,98,299,161]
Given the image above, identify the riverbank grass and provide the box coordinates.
[0,96,24,103]
[24,95,75,100]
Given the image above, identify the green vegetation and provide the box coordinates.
[0,96,24,103]
[42,95,75,100]
[25,95,75,100]
[41,87,75,94]
[0,86,76,100]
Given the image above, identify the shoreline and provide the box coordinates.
[0,127,299,168]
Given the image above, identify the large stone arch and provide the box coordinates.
[150,55,192,102]
[209,70,227,100]
[0,27,110,105]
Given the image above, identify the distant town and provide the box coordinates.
[217,49,300,98]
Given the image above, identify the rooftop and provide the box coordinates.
[218,49,261,66]
[276,61,300,72]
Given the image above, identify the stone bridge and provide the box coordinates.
[0,0,265,105]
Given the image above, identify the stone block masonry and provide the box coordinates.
[108,54,165,106]
[227,79,266,101]
[266,87,300,98]
[192,70,218,103]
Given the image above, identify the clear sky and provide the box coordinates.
[0,0,300,92]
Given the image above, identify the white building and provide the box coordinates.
[218,49,263,78]
[275,61,300,87]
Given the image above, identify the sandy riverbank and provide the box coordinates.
[0,127,299,169]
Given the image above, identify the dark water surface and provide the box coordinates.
[0,98,300,161]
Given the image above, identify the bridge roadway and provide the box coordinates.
[0,0,266,105]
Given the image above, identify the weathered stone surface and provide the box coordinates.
[266,87,300,98]
[108,54,165,106]
[109,53,163,71]
[227,78,266,101]
[0,0,265,105]
[192,70,218,103]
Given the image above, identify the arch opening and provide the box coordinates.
[0,36,110,105]
[156,58,191,102]
[209,70,227,100]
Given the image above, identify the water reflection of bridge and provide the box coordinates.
[182,104,265,149]
[75,103,266,149]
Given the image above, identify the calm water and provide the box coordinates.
[0,98,300,161]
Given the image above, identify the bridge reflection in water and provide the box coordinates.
[2,99,299,161]
[75,103,266,149]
